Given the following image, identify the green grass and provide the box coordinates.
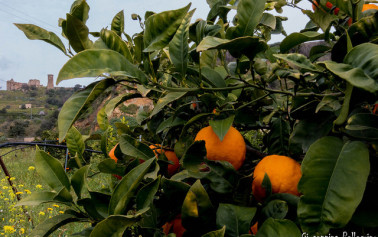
[0,147,109,236]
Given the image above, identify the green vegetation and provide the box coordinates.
[7,0,378,236]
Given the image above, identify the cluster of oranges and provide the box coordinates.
[108,125,302,236]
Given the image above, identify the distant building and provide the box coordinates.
[6,74,54,91]
[47,74,54,89]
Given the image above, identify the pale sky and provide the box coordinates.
[0,0,311,90]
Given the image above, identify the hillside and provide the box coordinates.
[0,87,78,141]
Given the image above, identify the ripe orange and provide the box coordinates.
[252,155,302,202]
[312,0,339,14]
[149,144,180,176]
[162,215,186,237]
[362,3,378,11]
[250,222,258,235]
[194,126,246,170]
[108,144,122,180]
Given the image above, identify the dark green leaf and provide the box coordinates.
[333,83,353,126]
[77,192,111,220]
[320,43,378,93]
[109,158,155,215]
[345,113,378,140]
[182,141,206,174]
[119,134,155,161]
[58,79,116,141]
[15,191,71,206]
[209,115,234,141]
[202,226,226,237]
[65,13,92,53]
[97,158,125,176]
[266,117,290,155]
[150,92,187,117]
[298,137,370,235]
[216,203,256,236]
[89,214,143,237]
[100,29,133,62]
[71,165,89,199]
[31,214,80,237]
[14,24,67,55]
[197,36,268,59]
[35,147,71,192]
[201,66,227,89]
[136,177,161,210]
[156,116,186,134]
[261,200,288,220]
[182,180,215,235]
[111,10,124,36]
[256,218,301,237]
[273,53,319,71]
[280,31,325,53]
[57,49,148,84]
[70,0,90,23]
[227,0,266,38]
[169,10,195,78]
[143,4,191,52]
[302,9,338,32]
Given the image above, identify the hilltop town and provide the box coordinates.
[6,74,54,91]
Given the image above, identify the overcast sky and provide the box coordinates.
[0,0,311,90]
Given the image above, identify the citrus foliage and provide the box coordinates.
[15,0,378,236]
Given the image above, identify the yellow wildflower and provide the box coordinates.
[59,211,64,214]
[52,204,59,208]
[28,166,35,171]
[36,184,43,189]
[2,186,8,190]
[16,191,23,195]
[9,177,15,181]
[39,211,45,216]
[24,189,31,194]
[19,228,25,234]
[3,198,9,201]
[18,184,24,188]
[47,208,53,212]
[3,226,15,234]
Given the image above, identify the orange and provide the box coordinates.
[312,1,339,14]
[108,144,122,180]
[252,155,301,202]
[362,3,378,11]
[249,222,258,235]
[162,215,186,237]
[149,144,180,176]
[194,126,246,170]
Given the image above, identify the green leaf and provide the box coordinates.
[66,126,85,159]
[273,53,319,71]
[298,137,370,235]
[70,0,90,24]
[345,113,378,140]
[209,115,234,142]
[197,36,268,59]
[261,200,288,220]
[109,159,155,215]
[143,4,191,52]
[57,49,148,84]
[227,0,266,38]
[200,66,227,89]
[16,192,71,206]
[202,226,226,237]
[89,215,142,237]
[280,32,325,53]
[205,160,237,194]
[119,134,155,161]
[266,117,290,155]
[35,147,71,192]
[97,106,109,131]
[71,165,89,199]
[65,13,92,53]
[100,29,133,62]
[256,218,301,237]
[136,177,161,210]
[260,13,276,29]
[77,192,111,220]
[182,141,206,174]
[58,79,116,141]
[156,116,185,134]
[169,10,195,78]
[216,203,256,236]
[14,24,67,55]
[105,93,143,118]
[30,214,80,237]
[321,43,378,93]
[150,92,187,117]
[182,180,215,235]
[302,9,338,32]
[333,83,353,126]
[97,158,125,176]
[111,10,124,36]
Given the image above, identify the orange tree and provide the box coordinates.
[15,0,378,236]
